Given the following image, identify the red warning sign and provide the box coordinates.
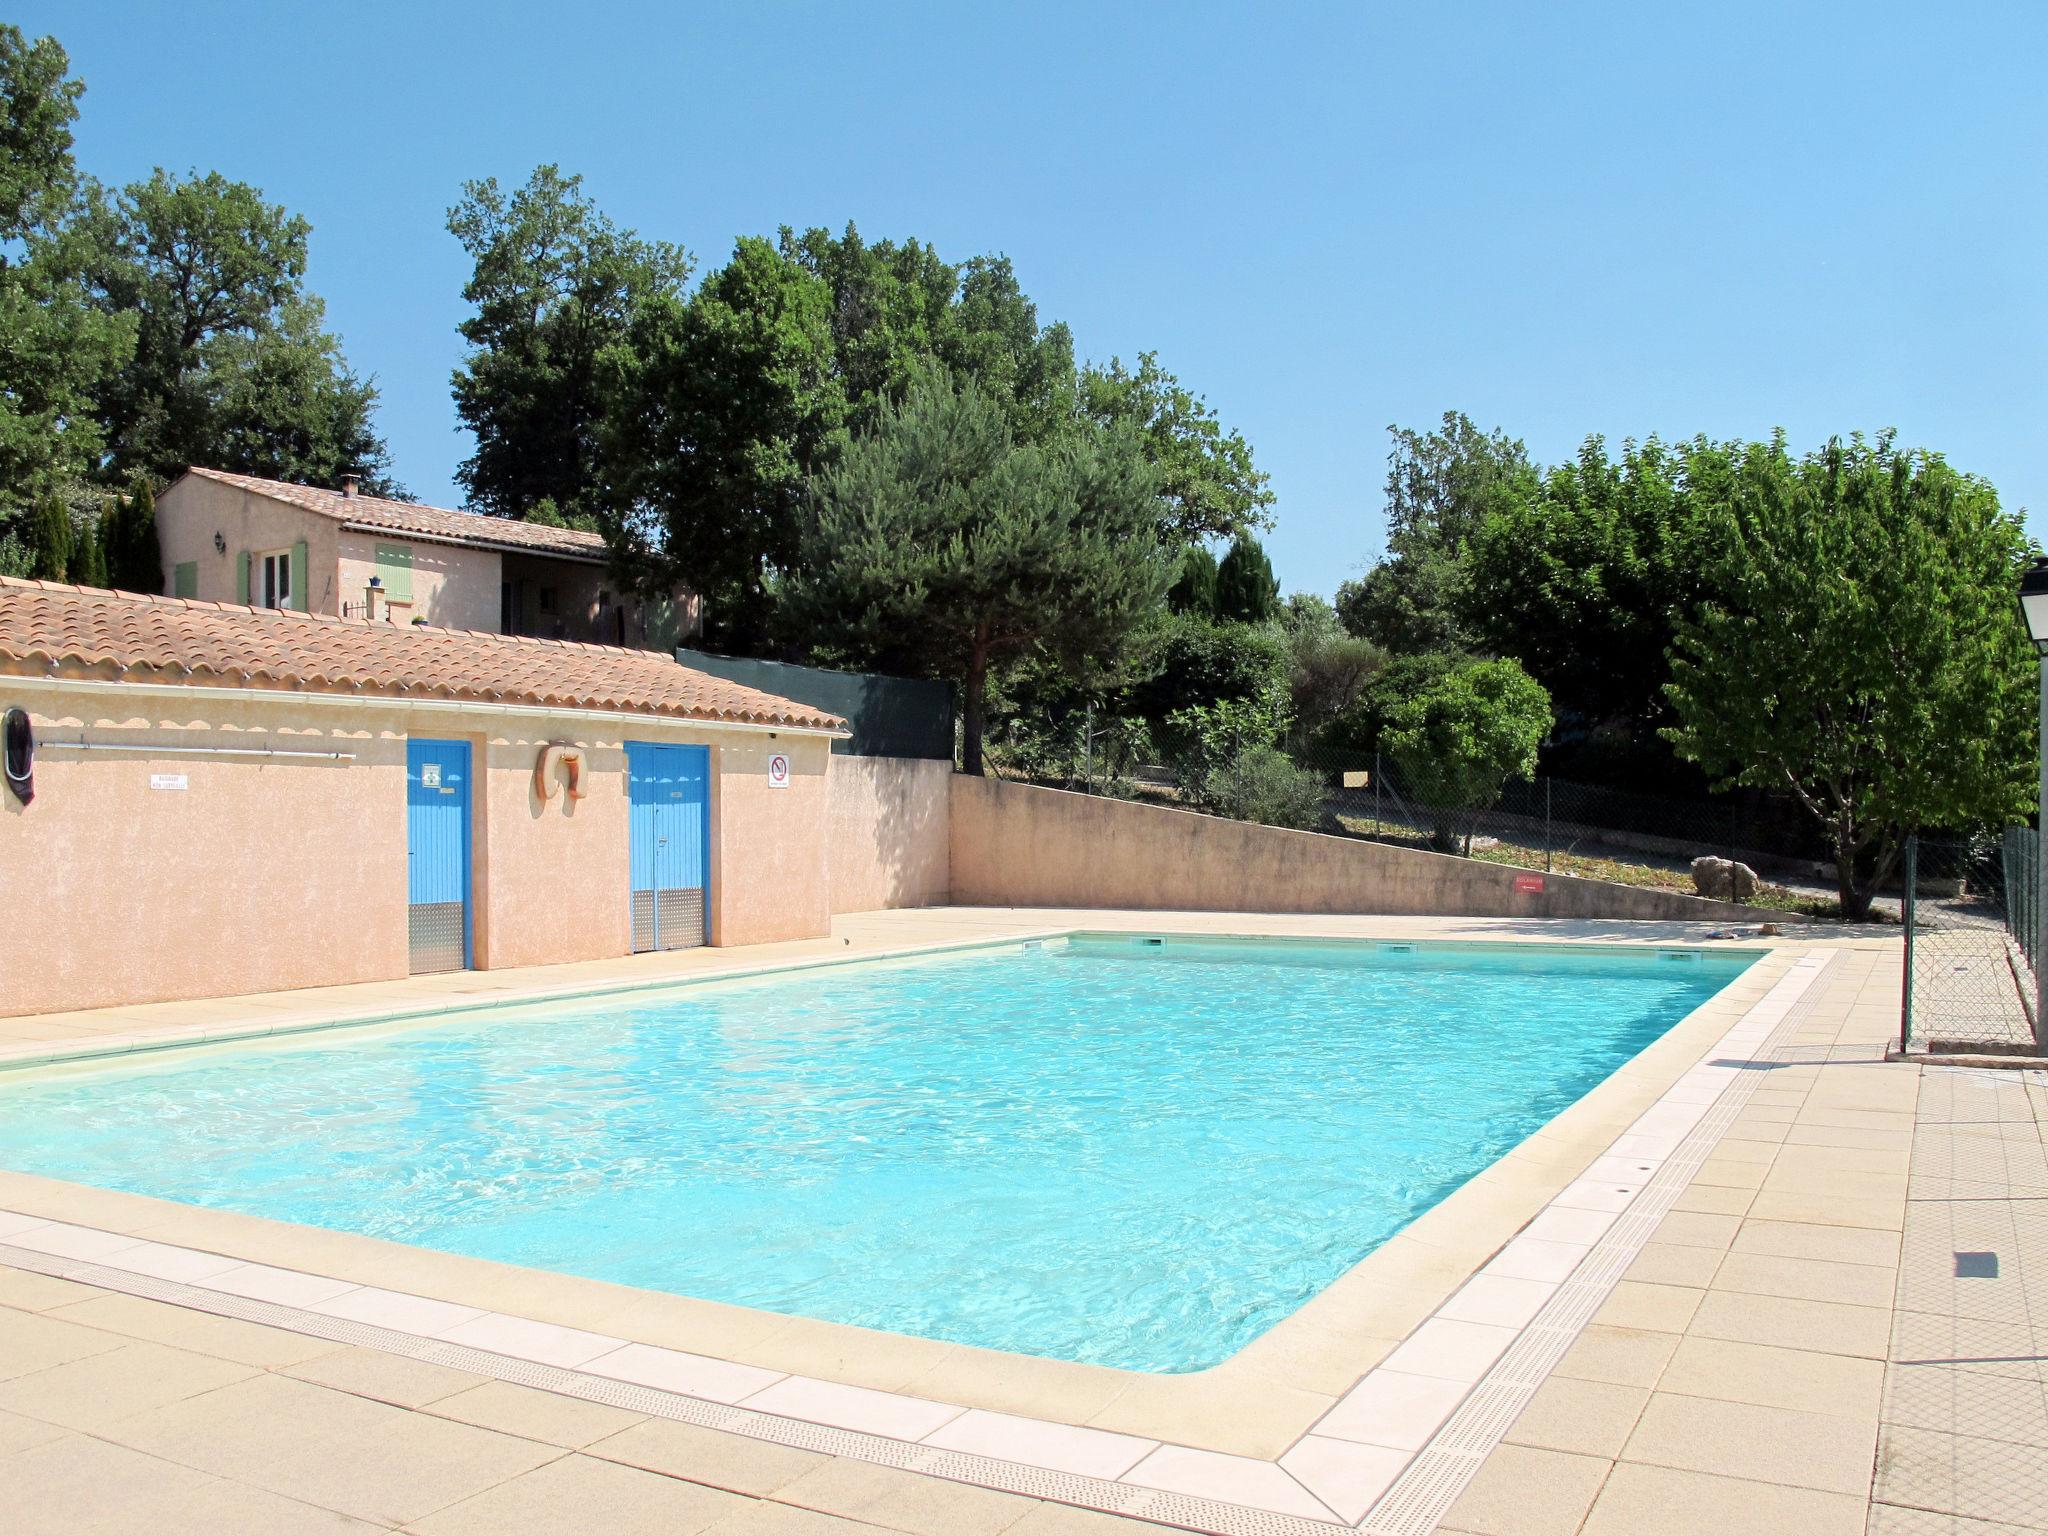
[1513,874,1545,893]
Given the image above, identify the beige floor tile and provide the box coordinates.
[424,1378,646,1448]
[1689,1289,1893,1358]
[5,1430,378,1535]
[1436,1443,1610,1535]
[45,1292,344,1368]
[773,1458,947,1521]
[1732,1217,1901,1267]
[1671,1182,1755,1216]
[850,1471,1041,1536]
[281,1345,486,1409]
[1658,1336,1884,1418]
[999,1505,1169,1534]
[1502,1376,1649,1458]
[0,1339,256,1433]
[1580,1461,1868,1535]
[1711,1249,1899,1308]
[1622,1390,1877,1494]
[0,1404,71,1456]
[1748,1190,1907,1229]
[0,1306,129,1382]
[1866,1500,2048,1534]
[1874,1423,2048,1529]
[702,1502,889,1534]
[587,1417,828,1497]
[1594,1281,1704,1333]
[1652,1211,1743,1250]
[1624,1242,1724,1289]
[105,1371,560,1526]
[409,1450,746,1535]
[1551,1325,1680,1388]
[0,1267,102,1312]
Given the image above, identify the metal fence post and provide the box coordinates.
[1373,751,1382,840]
[1900,834,1916,1054]
[1544,776,1553,873]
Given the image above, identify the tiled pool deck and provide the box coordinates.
[0,908,2036,1534]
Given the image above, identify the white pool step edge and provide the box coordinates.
[0,951,1836,1536]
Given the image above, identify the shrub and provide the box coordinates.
[1166,697,1325,830]
[1383,657,1552,852]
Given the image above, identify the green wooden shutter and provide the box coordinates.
[235,551,250,605]
[289,540,308,611]
[374,542,414,601]
[173,561,197,599]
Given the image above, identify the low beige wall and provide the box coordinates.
[2,684,835,1017]
[827,756,952,914]
[950,778,1785,923]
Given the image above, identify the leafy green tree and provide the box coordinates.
[1079,352,1272,543]
[0,27,133,537]
[85,168,399,493]
[1666,433,2033,920]
[1277,593,1384,746]
[781,224,1078,442]
[1384,656,1552,852]
[598,235,845,651]
[449,165,691,522]
[1167,544,1218,615]
[1463,435,1733,781]
[784,372,1172,775]
[1339,413,1538,653]
[27,492,70,578]
[1125,612,1291,739]
[1214,533,1279,622]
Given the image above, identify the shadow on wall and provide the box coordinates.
[831,757,952,913]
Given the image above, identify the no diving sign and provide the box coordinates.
[766,752,791,789]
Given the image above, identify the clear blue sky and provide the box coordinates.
[31,1,2048,596]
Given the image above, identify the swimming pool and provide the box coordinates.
[0,936,1754,1372]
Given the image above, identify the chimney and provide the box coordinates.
[341,474,359,499]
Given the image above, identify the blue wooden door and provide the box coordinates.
[626,742,709,951]
[407,739,472,973]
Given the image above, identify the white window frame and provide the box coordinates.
[256,549,292,610]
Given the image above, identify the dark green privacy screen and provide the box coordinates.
[675,651,954,760]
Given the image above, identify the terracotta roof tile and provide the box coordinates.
[0,578,847,734]
[182,468,611,562]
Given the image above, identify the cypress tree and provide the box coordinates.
[27,494,71,580]
[107,476,161,592]
[1215,534,1280,623]
[1168,545,1219,615]
[72,509,107,587]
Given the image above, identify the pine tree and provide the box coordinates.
[1215,534,1280,623]
[27,493,71,579]
[784,373,1173,775]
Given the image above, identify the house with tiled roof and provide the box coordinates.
[156,468,699,650]
[0,578,892,1016]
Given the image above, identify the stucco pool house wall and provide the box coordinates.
[0,579,845,1018]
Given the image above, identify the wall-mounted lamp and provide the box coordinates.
[213,531,226,555]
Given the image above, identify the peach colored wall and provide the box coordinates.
[949,777,1790,924]
[156,477,346,611]
[1,683,840,1016]
[712,734,833,945]
[337,531,503,633]
[827,756,951,913]
[2,694,410,1017]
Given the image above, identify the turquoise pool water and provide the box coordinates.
[0,937,1753,1372]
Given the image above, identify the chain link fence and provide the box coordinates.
[1901,830,2043,1055]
